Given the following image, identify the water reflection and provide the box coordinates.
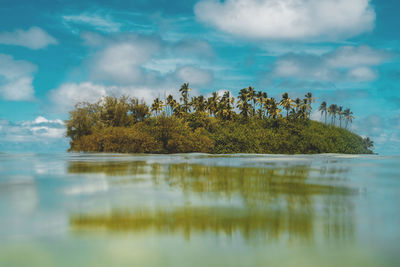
[71,207,316,242]
[68,160,355,197]
[68,159,355,243]
[68,160,149,176]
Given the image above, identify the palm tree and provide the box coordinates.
[173,105,185,117]
[338,106,344,128]
[304,92,314,104]
[192,95,207,112]
[166,94,177,116]
[247,87,257,117]
[328,104,338,125]
[237,88,251,119]
[179,83,191,113]
[294,98,302,114]
[151,98,164,116]
[297,104,308,119]
[279,92,294,118]
[267,98,281,119]
[207,92,220,116]
[303,92,314,117]
[363,137,374,150]
[343,108,354,129]
[217,91,235,120]
[256,91,268,118]
[129,98,149,122]
[319,101,327,124]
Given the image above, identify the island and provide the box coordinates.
[66,83,374,154]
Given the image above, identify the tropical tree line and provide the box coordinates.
[318,101,355,129]
[66,83,374,154]
[149,83,316,121]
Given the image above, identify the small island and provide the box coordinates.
[66,83,374,154]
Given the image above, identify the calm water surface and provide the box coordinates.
[0,153,399,266]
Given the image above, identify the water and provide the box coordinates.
[0,153,399,266]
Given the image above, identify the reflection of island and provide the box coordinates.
[68,160,355,242]
[71,207,316,241]
[68,160,356,199]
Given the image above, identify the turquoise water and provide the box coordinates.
[0,153,399,266]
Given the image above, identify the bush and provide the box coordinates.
[70,127,163,153]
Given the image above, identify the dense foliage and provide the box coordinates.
[66,84,374,154]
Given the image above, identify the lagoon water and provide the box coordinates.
[0,153,399,266]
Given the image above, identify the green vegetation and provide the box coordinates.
[66,83,374,154]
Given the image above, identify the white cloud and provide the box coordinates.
[0,116,65,143]
[22,116,65,127]
[91,40,162,84]
[63,13,121,33]
[271,46,390,83]
[352,114,400,154]
[0,54,37,101]
[49,82,107,111]
[144,58,200,74]
[173,39,215,59]
[347,67,376,81]
[81,31,108,46]
[48,70,211,112]
[48,82,162,112]
[176,65,213,85]
[82,32,217,82]
[31,116,64,125]
[48,33,216,112]
[195,0,375,41]
[326,46,391,68]
[0,27,57,49]
[73,32,217,93]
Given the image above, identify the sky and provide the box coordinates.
[0,0,399,154]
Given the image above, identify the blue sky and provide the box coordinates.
[0,0,399,154]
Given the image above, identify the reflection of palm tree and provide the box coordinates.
[70,206,315,241]
[69,160,355,242]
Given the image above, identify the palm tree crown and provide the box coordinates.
[151,98,164,116]
[179,83,191,113]
[319,101,327,124]
[279,92,294,118]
